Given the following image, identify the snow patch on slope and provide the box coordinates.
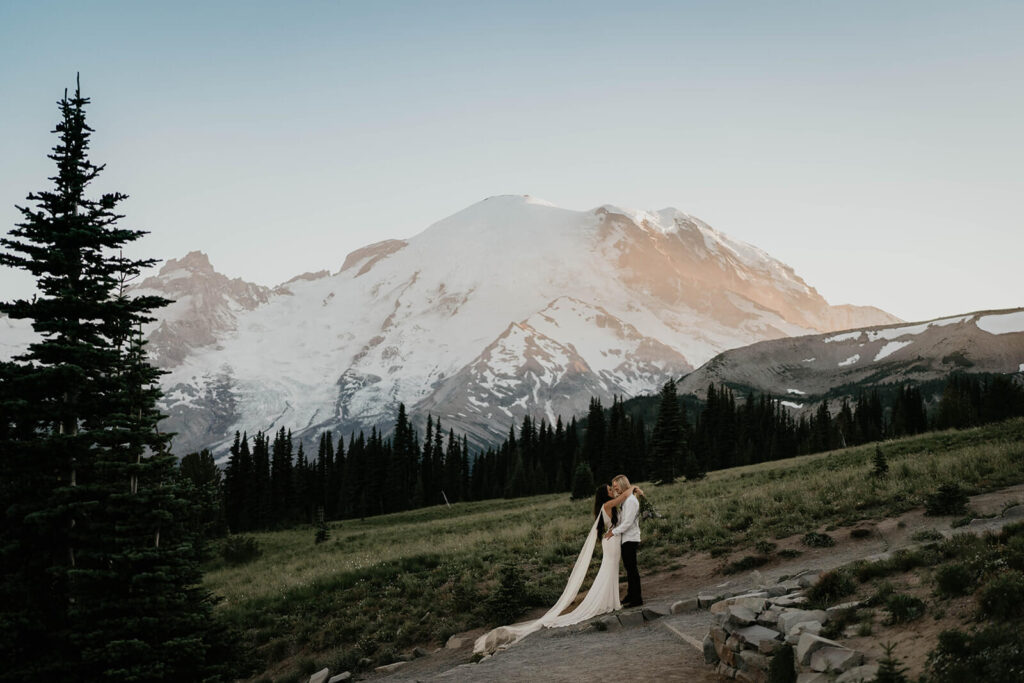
[874,340,913,361]
[977,311,1024,335]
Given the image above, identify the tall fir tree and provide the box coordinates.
[649,379,682,484]
[0,77,229,681]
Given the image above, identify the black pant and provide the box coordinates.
[621,541,642,604]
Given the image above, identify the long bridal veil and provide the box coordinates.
[473,515,606,655]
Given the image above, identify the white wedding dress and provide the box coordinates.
[473,508,622,654]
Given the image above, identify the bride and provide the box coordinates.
[473,483,641,655]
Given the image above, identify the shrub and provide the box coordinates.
[912,528,944,543]
[755,540,778,554]
[977,570,1024,620]
[926,625,1024,683]
[778,548,803,559]
[314,518,330,545]
[727,515,754,532]
[802,532,835,548]
[865,581,895,607]
[723,555,770,575]
[1004,535,1024,571]
[885,593,926,624]
[872,445,889,478]
[925,483,970,517]
[485,564,531,624]
[850,527,872,539]
[767,643,796,683]
[221,535,262,566]
[807,569,856,608]
[934,563,976,597]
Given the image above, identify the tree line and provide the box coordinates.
[211,372,1024,533]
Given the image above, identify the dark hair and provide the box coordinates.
[593,485,618,537]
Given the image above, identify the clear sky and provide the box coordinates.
[1,1,1021,323]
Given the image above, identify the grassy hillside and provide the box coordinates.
[204,418,1024,682]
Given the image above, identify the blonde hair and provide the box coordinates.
[612,474,630,490]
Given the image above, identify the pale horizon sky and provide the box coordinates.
[1,1,1022,324]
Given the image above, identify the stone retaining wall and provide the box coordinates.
[701,571,879,683]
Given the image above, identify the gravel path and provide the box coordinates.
[363,485,1024,683]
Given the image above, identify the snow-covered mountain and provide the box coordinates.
[2,195,901,454]
[676,308,1024,409]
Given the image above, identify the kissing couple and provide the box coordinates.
[474,474,645,655]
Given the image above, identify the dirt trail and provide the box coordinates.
[366,485,1024,683]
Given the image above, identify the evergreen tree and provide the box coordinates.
[570,462,595,500]
[872,445,889,478]
[270,427,293,525]
[0,77,229,680]
[582,397,606,481]
[223,431,251,532]
[178,449,226,553]
[251,431,271,528]
[649,379,681,484]
[391,404,416,510]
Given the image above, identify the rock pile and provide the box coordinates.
[702,573,878,683]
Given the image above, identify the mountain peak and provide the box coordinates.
[161,250,214,275]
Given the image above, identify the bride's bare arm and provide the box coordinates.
[602,485,639,515]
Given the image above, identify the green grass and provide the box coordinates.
[204,418,1024,680]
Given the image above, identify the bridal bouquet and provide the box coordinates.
[637,492,663,520]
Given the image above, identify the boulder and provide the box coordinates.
[724,605,758,629]
[765,584,789,597]
[736,670,767,683]
[835,663,880,682]
[796,633,846,666]
[827,601,862,613]
[671,597,700,613]
[375,662,409,674]
[711,626,729,653]
[734,625,782,649]
[811,646,865,673]
[796,674,832,683]
[619,610,645,628]
[757,608,782,627]
[699,592,727,608]
[797,573,822,589]
[758,639,783,656]
[716,662,739,679]
[771,594,808,607]
[599,614,623,632]
[738,650,770,672]
[703,633,720,664]
[1003,504,1024,519]
[778,609,829,634]
[787,620,823,639]
[642,606,667,621]
[446,634,467,649]
[710,594,768,615]
[328,674,352,683]
[309,669,330,683]
[412,646,429,658]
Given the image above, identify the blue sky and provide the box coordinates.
[1,1,1021,322]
